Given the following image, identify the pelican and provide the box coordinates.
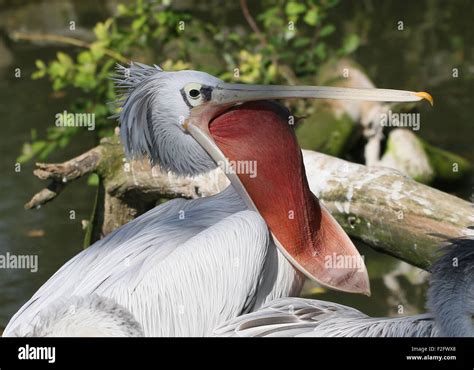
[26,236,473,337]
[3,63,431,337]
[215,235,474,337]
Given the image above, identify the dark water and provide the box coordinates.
[0,0,472,329]
[0,44,96,327]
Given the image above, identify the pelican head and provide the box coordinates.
[116,64,222,175]
[115,62,433,295]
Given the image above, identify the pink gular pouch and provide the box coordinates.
[207,101,370,295]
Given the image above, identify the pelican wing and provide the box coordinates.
[4,187,271,336]
[215,297,438,337]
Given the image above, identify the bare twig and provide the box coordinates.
[24,181,66,209]
[239,0,267,46]
[25,147,102,209]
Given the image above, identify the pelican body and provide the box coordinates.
[3,64,431,336]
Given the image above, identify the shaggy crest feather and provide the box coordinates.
[114,63,164,164]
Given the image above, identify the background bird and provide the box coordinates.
[3,63,431,336]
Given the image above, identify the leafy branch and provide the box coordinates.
[17,0,360,164]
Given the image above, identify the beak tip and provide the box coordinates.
[415,91,434,106]
[355,268,371,296]
[360,283,371,297]
[333,268,371,296]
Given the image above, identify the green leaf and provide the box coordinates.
[90,42,105,60]
[17,140,47,163]
[341,34,360,54]
[285,2,306,16]
[132,16,147,31]
[31,140,47,153]
[258,6,279,21]
[303,8,319,26]
[31,70,46,80]
[117,4,129,15]
[87,173,99,186]
[313,42,327,59]
[74,68,97,90]
[39,142,58,160]
[35,59,46,70]
[258,7,283,28]
[49,61,67,78]
[293,36,310,48]
[154,12,168,24]
[57,52,74,68]
[320,24,335,37]
[94,20,111,41]
[78,51,93,64]
[52,79,66,91]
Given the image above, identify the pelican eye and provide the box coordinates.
[184,83,203,100]
[182,83,206,108]
[189,89,201,99]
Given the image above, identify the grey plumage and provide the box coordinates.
[427,234,474,337]
[23,235,471,337]
[215,235,474,337]
[215,298,437,337]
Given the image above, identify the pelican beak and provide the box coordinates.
[183,83,433,134]
[211,82,433,106]
[183,83,432,295]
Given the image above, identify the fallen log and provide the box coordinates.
[302,151,473,269]
[25,136,473,269]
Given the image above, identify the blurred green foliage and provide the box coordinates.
[19,0,360,163]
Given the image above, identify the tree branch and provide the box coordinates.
[24,138,473,269]
[24,146,102,208]
[24,181,66,210]
[11,32,129,64]
[33,146,102,182]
